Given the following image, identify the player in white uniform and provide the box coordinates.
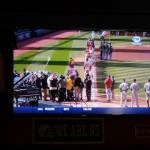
[144,79,150,107]
[89,47,95,59]
[130,79,139,107]
[119,79,129,107]
[88,56,94,66]
[89,46,94,54]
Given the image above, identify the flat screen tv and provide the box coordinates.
[13,29,150,115]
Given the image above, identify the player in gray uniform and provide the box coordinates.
[144,79,150,107]
[130,79,139,107]
[107,43,113,60]
[102,41,105,60]
[106,42,109,60]
[119,79,129,107]
[104,41,108,60]
[100,41,104,60]
[107,43,111,60]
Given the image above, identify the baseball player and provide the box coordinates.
[88,56,95,66]
[85,51,90,61]
[107,43,112,60]
[130,79,139,107]
[100,41,103,60]
[103,41,107,60]
[109,43,113,61]
[89,46,94,55]
[87,37,95,48]
[119,79,129,107]
[84,58,90,70]
[99,31,104,41]
[104,75,112,102]
[144,79,150,107]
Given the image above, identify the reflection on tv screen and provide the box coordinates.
[13,29,150,114]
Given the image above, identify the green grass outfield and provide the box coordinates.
[14,32,90,75]
[14,31,150,98]
[97,61,150,98]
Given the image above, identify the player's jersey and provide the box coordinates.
[85,52,90,58]
[89,47,94,54]
[104,78,112,88]
[88,58,94,66]
[84,70,93,80]
[130,82,139,92]
[84,63,91,71]
[90,52,95,59]
[144,82,150,92]
[119,82,128,92]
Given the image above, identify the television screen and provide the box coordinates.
[13,29,150,114]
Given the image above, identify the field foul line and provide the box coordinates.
[42,56,51,70]
[46,57,51,66]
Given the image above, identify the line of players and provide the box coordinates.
[83,37,96,101]
[84,37,95,79]
[100,40,113,61]
[105,76,150,107]
[119,78,150,107]
[66,37,95,102]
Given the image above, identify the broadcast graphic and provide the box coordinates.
[13,30,150,114]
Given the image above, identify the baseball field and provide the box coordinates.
[14,30,150,106]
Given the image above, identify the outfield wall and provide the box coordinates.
[15,29,55,42]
